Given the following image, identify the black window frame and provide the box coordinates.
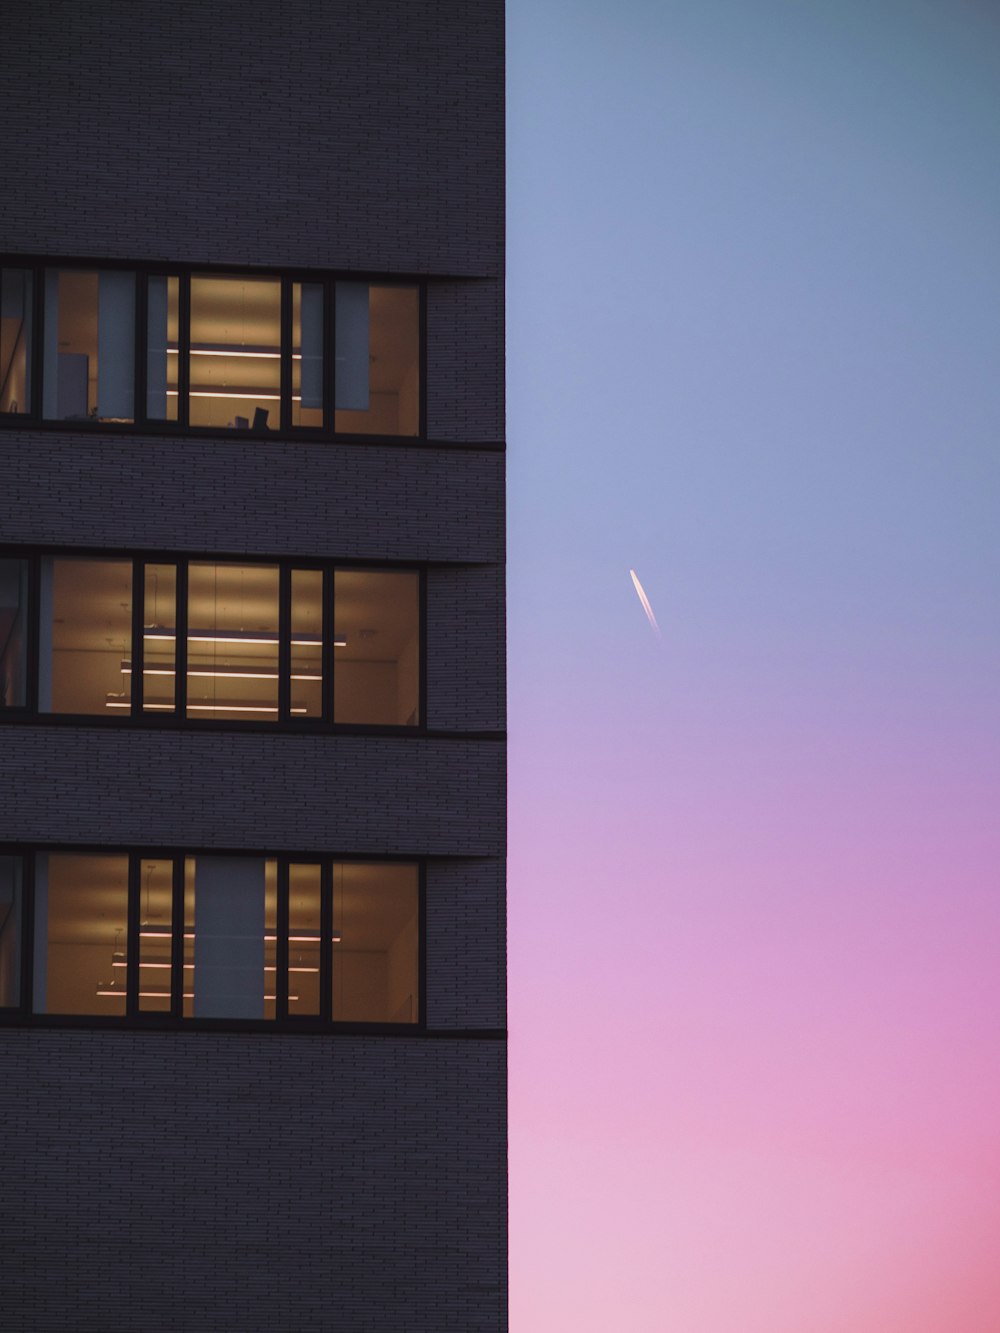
[0,256,427,443]
[0,845,426,1035]
[0,544,426,735]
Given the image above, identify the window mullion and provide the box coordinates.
[177,273,191,428]
[278,564,292,722]
[170,857,184,1021]
[324,277,335,435]
[418,568,427,729]
[276,861,289,1023]
[134,271,148,424]
[126,855,140,1019]
[21,852,35,1014]
[280,276,292,432]
[418,280,427,438]
[320,860,333,1024]
[418,861,427,1027]
[175,560,189,718]
[131,558,145,717]
[323,567,335,724]
[30,265,44,419]
[26,554,40,714]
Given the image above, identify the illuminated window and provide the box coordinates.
[0,261,423,437]
[28,552,420,725]
[334,569,420,725]
[186,562,281,719]
[335,283,419,436]
[32,852,129,1017]
[0,558,28,707]
[42,269,136,422]
[6,851,420,1027]
[41,556,133,715]
[189,274,282,430]
[0,268,33,415]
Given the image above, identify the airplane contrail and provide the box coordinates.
[629,568,661,637]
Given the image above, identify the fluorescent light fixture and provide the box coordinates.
[105,697,309,714]
[139,929,341,943]
[122,662,323,682]
[98,990,296,1000]
[118,961,319,974]
[144,630,343,647]
[165,346,303,361]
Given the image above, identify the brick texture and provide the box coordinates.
[0,1030,507,1332]
[426,858,506,1029]
[1,0,504,279]
[0,432,503,563]
[0,0,506,1324]
[0,728,504,855]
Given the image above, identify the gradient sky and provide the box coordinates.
[505,3,1000,1328]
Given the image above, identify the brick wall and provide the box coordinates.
[1,0,504,278]
[0,1030,507,1332]
[0,431,503,566]
[0,728,504,854]
[0,0,506,1324]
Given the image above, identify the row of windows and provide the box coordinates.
[0,554,420,726]
[0,264,421,437]
[0,852,420,1028]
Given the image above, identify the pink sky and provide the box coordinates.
[506,3,1000,1325]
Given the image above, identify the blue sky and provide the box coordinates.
[505,3,1000,1328]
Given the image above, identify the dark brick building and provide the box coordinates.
[0,2,506,1328]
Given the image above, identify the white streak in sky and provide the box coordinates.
[629,568,661,637]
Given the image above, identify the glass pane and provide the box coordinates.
[335,284,418,436]
[0,558,28,708]
[187,563,279,720]
[138,859,173,1013]
[189,274,281,429]
[42,557,133,715]
[147,275,179,421]
[143,563,177,713]
[333,570,419,725]
[288,864,321,1017]
[292,282,323,427]
[43,269,135,422]
[183,857,195,1018]
[186,856,271,1019]
[0,268,32,415]
[0,855,22,1007]
[291,569,323,718]
[265,860,277,1020]
[33,853,129,1016]
[332,863,418,1023]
